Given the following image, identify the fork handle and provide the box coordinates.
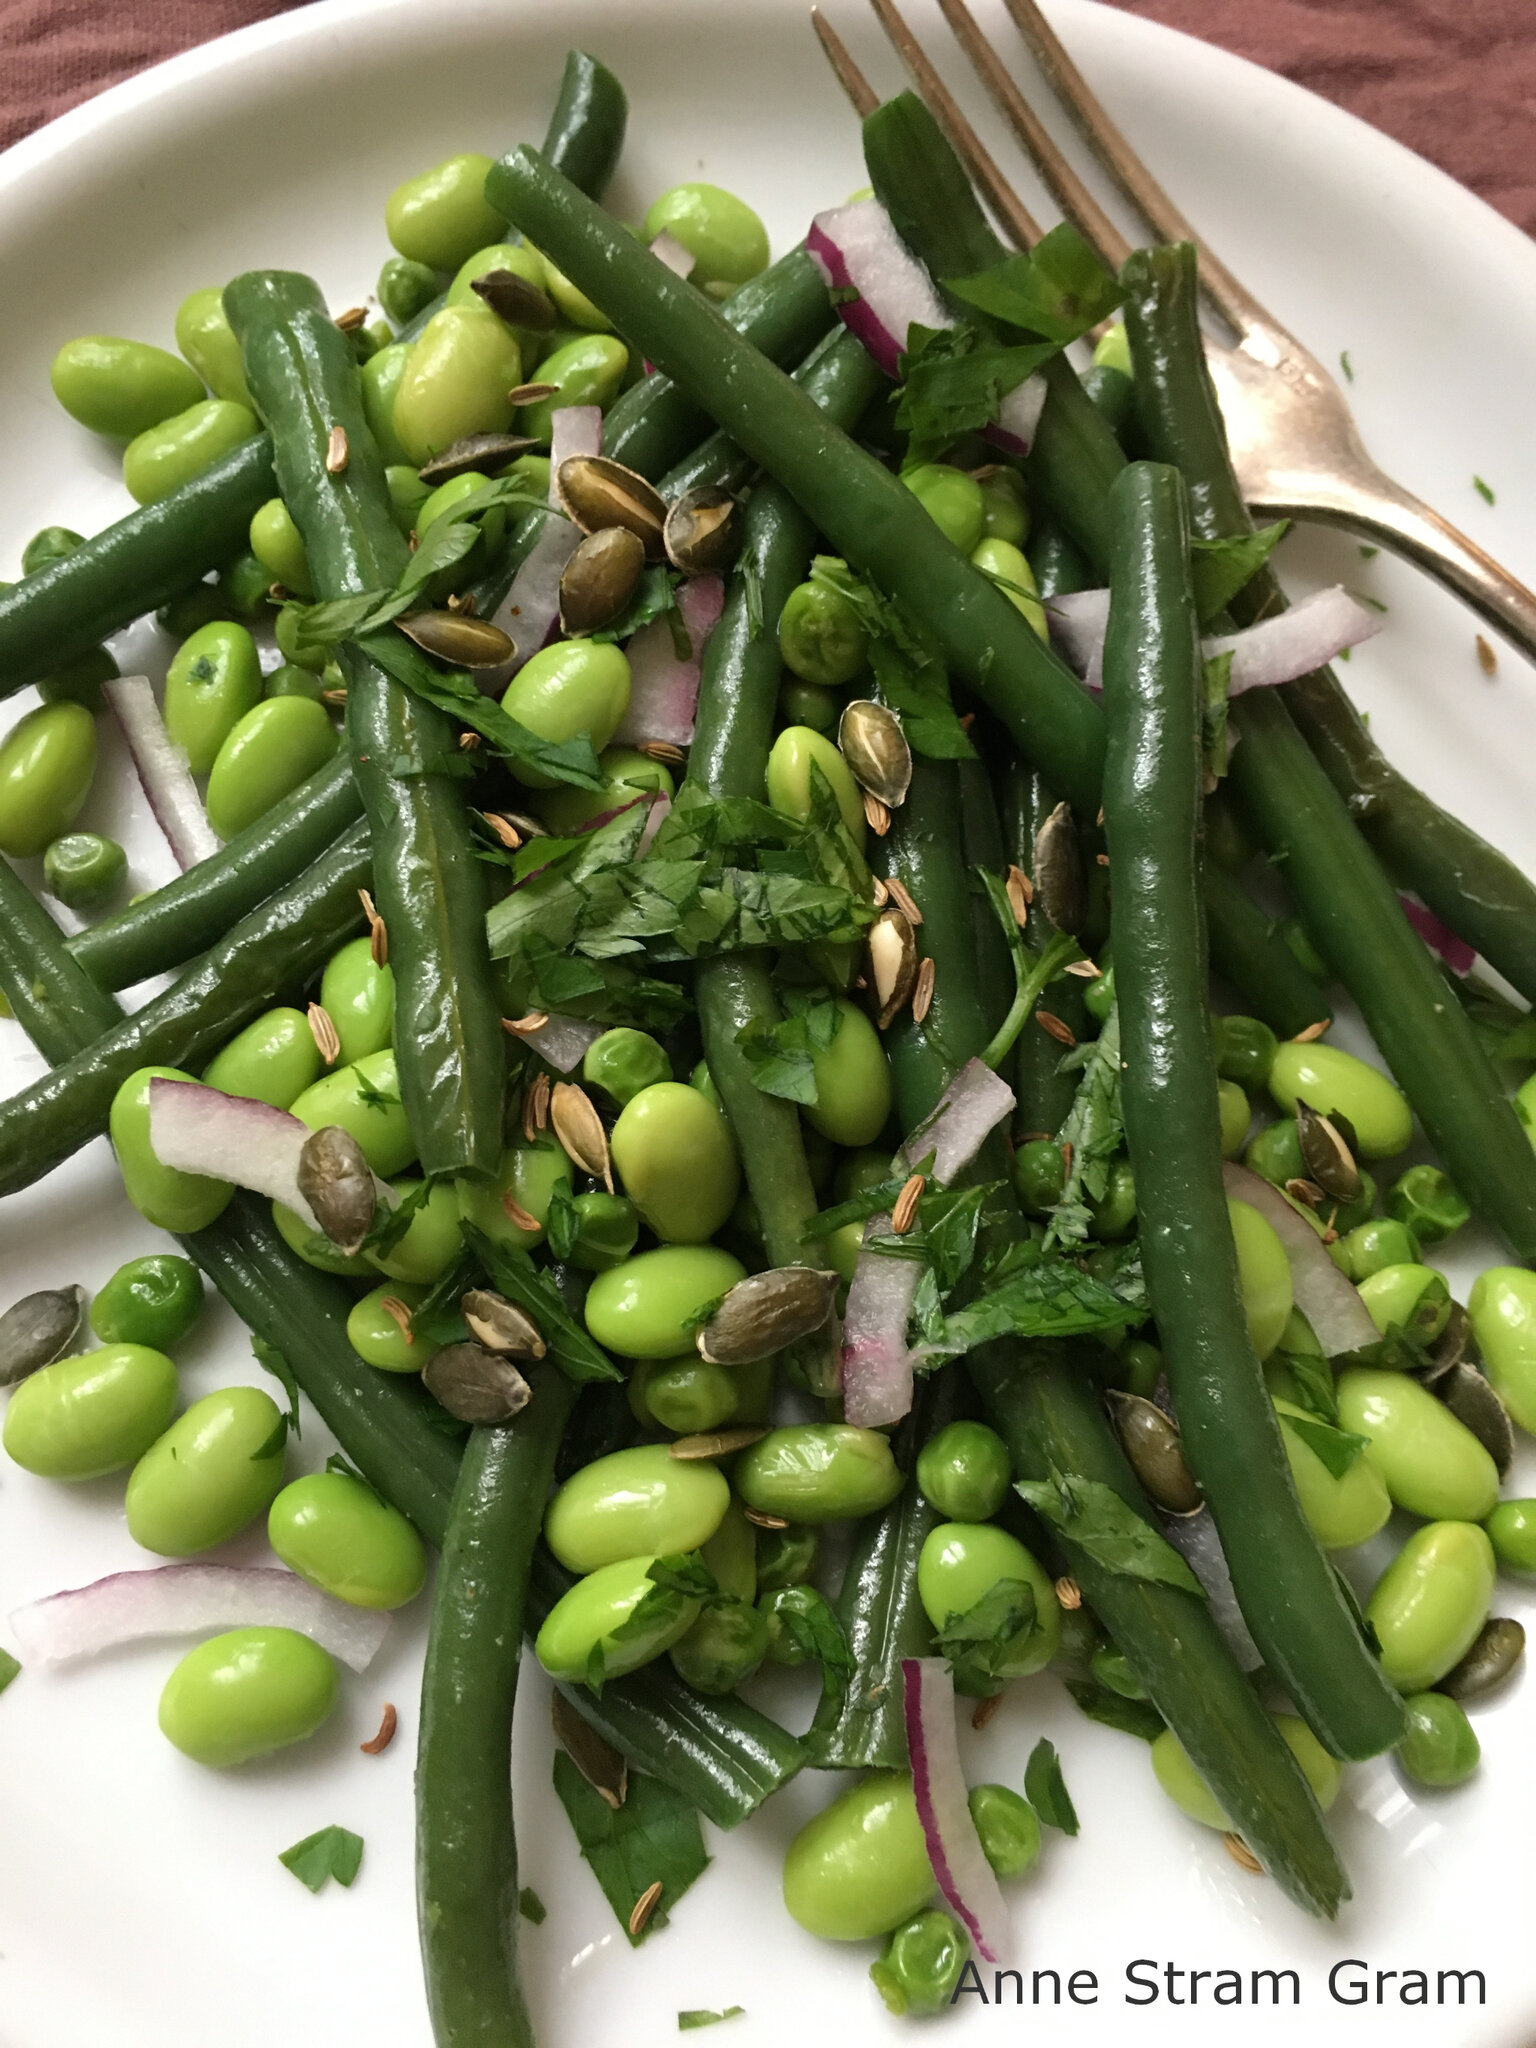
[1251,472,1536,666]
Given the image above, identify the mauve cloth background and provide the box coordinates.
[1,0,1534,236]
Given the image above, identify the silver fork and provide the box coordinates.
[811,0,1536,663]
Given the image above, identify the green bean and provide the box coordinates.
[0,853,122,1053]
[1000,760,1086,1134]
[539,49,628,198]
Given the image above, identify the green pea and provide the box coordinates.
[585,1245,746,1359]
[1486,1498,1536,1576]
[1089,1642,1148,1700]
[1243,1117,1304,1188]
[218,549,270,617]
[455,1138,572,1252]
[111,1066,233,1231]
[737,1424,904,1526]
[272,1198,374,1277]
[37,644,117,713]
[541,746,674,836]
[1467,1267,1536,1433]
[545,1443,730,1574]
[1112,1336,1163,1400]
[799,999,891,1149]
[43,832,125,913]
[1384,1164,1468,1245]
[247,498,312,599]
[1228,1197,1293,1360]
[777,578,867,687]
[391,305,523,466]
[290,1048,415,1177]
[1152,1713,1340,1832]
[359,342,412,468]
[819,1218,860,1285]
[1337,1216,1421,1283]
[367,1179,463,1285]
[1397,1692,1480,1788]
[916,1420,1011,1523]
[757,1524,819,1592]
[206,695,339,841]
[0,701,97,858]
[1356,1262,1451,1346]
[644,183,769,289]
[583,1028,673,1108]
[871,1909,970,2017]
[158,1626,337,1767]
[643,1357,739,1434]
[778,677,839,732]
[1211,1014,1278,1090]
[126,1385,287,1555]
[766,725,867,846]
[199,1006,318,1112]
[534,1553,702,1681]
[968,1784,1041,1879]
[500,640,631,788]
[1011,1137,1065,1217]
[89,1255,203,1351]
[1082,958,1115,1024]
[917,1521,1060,1675]
[1367,1519,1496,1693]
[903,463,986,553]
[978,466,1030,547]
[668,1599,770,1694]
[122,398,259,505]
[20,524,84,575]
[971,536,1048,640]
[385,152,503,271]
[346,1281,428,1371]
[1217,1080,1251,1159]
[1337,1368,1499,1522]
[173,288,254,407]
[1273,1397,1391,1551]
[268,1471,425,1610]
[51,334,205,439]
[1268,1040,1412,1158]
[378,255,441,327]
[517,333,629,443]
[783,1771,933,1941]
[317,937,395,1067]
[3,1343,178,1478]
[162,619,264,776]
[1090,1157,1138,1241]
[562,1190,640,1273]
[384,462,431,539]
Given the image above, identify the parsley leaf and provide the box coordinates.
[590,562,679,645]
[1065,1678,1164,1744]
[360,1174,435,1261]
[519,1887,547,1925]
[679,2011,745,2031]
[868,638,975,762]
[544,1180,581,1262]
[928,1248,1145,1356]
[461,1226,622,1384]
[1202,648,1233,787]
[934,1579,1040,1698]
[1044,1010,1124,1250]
[1016,1466,1206,1596]
[1189,524,1289,623]
[1282,1411,1370,1480]
[895,322,1060,465]
[1272,1345,1339,1424]
[742,559,764,640]
[279,1825,364,1892]
[0,1647,20,1696]
[552,1754,708,1944]
[1024,1737,1079,1836]
[736,990,844,1105]
[945,223,1122,343]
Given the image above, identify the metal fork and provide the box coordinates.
[811,0,1536,663]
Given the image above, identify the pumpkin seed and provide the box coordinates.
[1295,1098,1362,1204]
[867,907,917,1029]
[550,1081,612,1190]
[695,1266,840,1366]
[417,429,539,487]
[559,525,645,635]
[0,1285,85,1386]
[423,1342,532,1424]
[462,1288,546,1360]
[668,1427,768,1460]
[470,267,559,333]
[1033,801,1086,936]
[1439,1616,1525,1702]
[1106,1390,1202,1516]
[296,1125,378,1255]
[663,486,742,577]
[1436,1361,1514,1474]
[397,611,516,668]
[1419,1300,1476,1385]
[838,699,912,808]
[552,1689,627,1809]
[555,455,668,558]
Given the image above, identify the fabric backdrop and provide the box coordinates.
[2,0,1533,237]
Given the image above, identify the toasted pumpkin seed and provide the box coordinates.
[552,1689,627,1809]
[1033,801,1086,935]
[550,1081,612,1189]
[868,908,917,1029]
[1106,1390,1202,1516]
[417,429,540,486]
[1436,1361,1514,1474]
[838,699,912,809]
[297,1125,378,1255]
[423,1342,532,1424]
[0,1285,85,1386]
[462,1288,547,1361]
[1295,1098,1362,1204]
[397,610,516,668]
[1439,1616,1525,1701]
[695,1266,840,1366]
[559,525,645,635]
[470,267,559,333]
[555,455,668,557]
[663,486,743,577]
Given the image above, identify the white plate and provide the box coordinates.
[2,3,1534,2043]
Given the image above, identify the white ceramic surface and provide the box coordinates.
[1,3,1534,2043]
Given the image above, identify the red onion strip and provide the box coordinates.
[147,1078,395,1231]
[488,511,583,672]
[903,1057,1016,1184]
[649,230,695,279]
[547,405,602,508]
[1046,585,1382,696]
[902,1657,1011,1964]
[103,673,220,871]
[609,574,724,748]
[1400,895,1476,975]
[1222,1162,1378,1356]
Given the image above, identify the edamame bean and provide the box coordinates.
[1337,1217,1421,1283]
[1357,1263,1451,1346]
[269,1200,371,1276]
[89,1255,203,1351]
[1337,1367,1498,1522]
[1228,1196,1293,1359]
[978,467,1029,547]
[367,1179,463,1285]
[1467,1267,1536,1433]
[582,1027,671,1107]
[584,1245,746,1359]
[782,1772,934,1941]
[1387,1164,1470,1245]
[51,334,205,438]
[499,640,630,787]
[384,463,431,538]
[162,619,264,775]
[915,1420,1011,1523]
[202,1005,322,1110]
[158,1626,337,1767]
[1211,1014,1277,1090]
[777,579,867,687]
[43,832,125,913]
[1244,1117,1305,1188]
[268,1471,425,1609]
[173,288,255,407]
[1273,1397,1391,1550]
[205,695,339,840]
[386,152,503,271]
[541,746,674,837]
[971,536,1047,639]
[360,342,413,468]
[609,1083,739,1244]
[641,1356,738,1435]
[903,464,985,553]
[347,1281,428,1371]
[517,333,629,443]
[1268,1041,1412,1158]
[392,305,523,465]
[319,937,395,1066]
[766,724,867,846]
[1218,1080,1250,1159]
[1397,1692,1480,1788]
[644,184,770,289]
[917,1521,1060,1675]
[1485,1498,1536,1576]
[534,1554,702,1681]
[545,1443,730,1574]
[3,1343,177,1478]
[1152,1713,1340,1831]
[126,1385,287,1554]
[290,1049,416,1177]
[378,255,441,327]
[968,1784,1041,1878]
[456,1138,572,1251]
[871,1911,971,2017]
[0,701,97,858]
[800,999,891,1149]
[248,498,313,598]
[123,399,259,505]
[111,1067,233,1231]
[1082,958,1115,1024]
[736,1425,904,1526]
[1367,1520,1496,1693]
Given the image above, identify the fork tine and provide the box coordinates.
[811,8,881,118]
[864,0,1044,249]
[997,0,1275,334]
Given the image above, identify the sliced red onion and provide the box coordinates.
[649,230,695,280]
[1161,1514,1263,1671]
[488,511,583,671]
[1047,585,1381,697]
[989,376,1049,457]
[902,1657,1010,1964]
[638,791,671,855]
[519,1013,603,1072]
[103,673,221,871]
[903,1057,1016,1184]
[1222,1162,1378,1356]
[841,1221,923,1430]
[547,405,602,508]
[147,1078,395,1231]
[1400,895,1476,975]
[610,574,724,748]
[11,1563,389,1673]
[1042,589,1111,687]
